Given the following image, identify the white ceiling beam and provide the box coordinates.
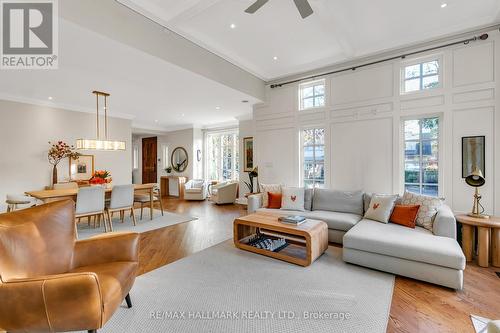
[60,0,265,101]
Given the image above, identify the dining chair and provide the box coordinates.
[134,185,164,220]
[106,184,136,231]
[5,194,35,212]
[75,186,107,236]
[53,182,79,190]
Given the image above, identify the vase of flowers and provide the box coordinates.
[48,141,80,186]
[90,170,112,188]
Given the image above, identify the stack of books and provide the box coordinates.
[278,215,306,225]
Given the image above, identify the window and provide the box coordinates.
[299,79,325,110]
[205,130,239,181]
[404,117,439,197]
[302,128,325,188]
[132,146,139,169]
[402,59,440,93]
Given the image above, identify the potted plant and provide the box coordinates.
[90,170,112,188]
[48,141,80,186]
[243,166,258,196]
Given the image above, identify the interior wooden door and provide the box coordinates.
[142,137,157,184]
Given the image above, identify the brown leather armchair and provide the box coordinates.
[0,200,140,333]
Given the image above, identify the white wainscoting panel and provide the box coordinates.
[453,42,494,87]
[330,117,393,193]
[256,127,298,186]
[452,107,494,214]
[331,64,394,106]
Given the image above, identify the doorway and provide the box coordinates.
[142,137,157,184]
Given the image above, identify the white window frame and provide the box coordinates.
[299,126,327,188]
[401,114,442,197]
[400,55,443,95]
[203,128,239,181]
[298,79,326,111]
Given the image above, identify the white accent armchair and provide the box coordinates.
[184,179,209,201]
[210,181,238,205]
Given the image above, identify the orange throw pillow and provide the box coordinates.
[389,205,420,228]
[267,192,282,209]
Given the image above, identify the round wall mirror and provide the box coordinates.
[171,147,188,172]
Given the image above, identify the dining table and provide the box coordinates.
[25,183,158,220]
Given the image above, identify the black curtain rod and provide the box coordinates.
[270,33,490,88]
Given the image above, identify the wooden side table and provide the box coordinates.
[456,214,500,268]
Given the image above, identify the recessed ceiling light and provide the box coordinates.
[230,23,236,29]
[48,96,53,100]
[181,113,185,117]
[154,119,159,123]
[215,106,221,110]
[273,56,278,61]
[441,3,447,8]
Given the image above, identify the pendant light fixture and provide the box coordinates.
[76,91,126,151]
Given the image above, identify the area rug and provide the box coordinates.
[79,241,394,333]
[77,209,197,239]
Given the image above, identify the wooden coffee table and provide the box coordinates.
[233,212,328,267]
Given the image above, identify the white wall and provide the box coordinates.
[132,128,196,184]
[253,30,500,215]
[0,99,132,209]
[238,119,255,197]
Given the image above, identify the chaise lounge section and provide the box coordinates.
[248,188,466,289]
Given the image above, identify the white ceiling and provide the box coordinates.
[120,0,500,80]
[0,18,259,132]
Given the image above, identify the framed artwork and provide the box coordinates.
[243,137,254,172]
[70,154,94,180]
[462,136,485,178]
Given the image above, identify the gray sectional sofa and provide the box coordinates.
[247,189,466,290]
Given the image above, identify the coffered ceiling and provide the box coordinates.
[119,0,500,81]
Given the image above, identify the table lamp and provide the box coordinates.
[465,167,489,219]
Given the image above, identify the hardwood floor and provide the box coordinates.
[140,198,500,332]
[136,198,246,275]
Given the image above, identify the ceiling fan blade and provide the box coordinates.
[245,0,269,14]
[293,0,313,18]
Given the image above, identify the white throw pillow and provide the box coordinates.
[260,183,282,208]
[364,194,398,223]
[400,191,443,231]
[280,187,305,211]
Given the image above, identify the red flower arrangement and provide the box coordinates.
[90,170,112,185]
[48,141,80,186]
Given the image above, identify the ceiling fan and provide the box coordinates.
[245,0,314,19]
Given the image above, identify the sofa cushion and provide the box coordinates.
[313,189,363,215]
[364,193,402,214]
[267,192,282,209]
[255,208,361,232]
[306,210,362,232]
[304,188,313,211]
[259,184,282,208]
[281,187,305,211]
[364,194,398,223]
[185,188,202,193]
[401,191,443,231]
[344,219,465,270]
